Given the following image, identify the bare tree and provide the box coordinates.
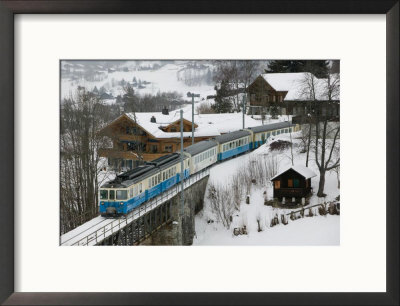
[299,72,319,167]
[213,60,261,112]
[314,71,340,196]
[60,89,110,233]
[231,174,243,210]
[208,182,235,229]
[331,165,340,189]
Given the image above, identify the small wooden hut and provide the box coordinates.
[271,165,317,200]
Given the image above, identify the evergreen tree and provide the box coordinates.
[212,82,233,113]
[122,84,139,112]
[266,60,329,78]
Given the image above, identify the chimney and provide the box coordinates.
[150,116,156,123]
[162,106,169,115]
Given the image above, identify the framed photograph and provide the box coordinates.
[1,0,398,305]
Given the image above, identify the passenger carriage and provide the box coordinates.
[246,121,295,149]
[184,139,218,174]
[215,130,252,161]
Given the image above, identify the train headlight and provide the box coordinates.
[120,202,124,206]
[101,202,104,205]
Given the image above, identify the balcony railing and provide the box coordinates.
[98,148,169,161]
[274,187,311,198]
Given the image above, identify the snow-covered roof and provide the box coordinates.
[247,121,292,133]
[271,165,317,180]
[125,112,220,139]
[260,73,339,101]
[184,139,218,156]
[215,130,251,144]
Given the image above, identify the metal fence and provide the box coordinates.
[69,168,210,246]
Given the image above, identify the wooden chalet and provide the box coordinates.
[98,109,217,170]
[246,73,339,120]
[271,165,317,200]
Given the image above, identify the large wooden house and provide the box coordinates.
[98,110,218,170]
[271,165,317,200]
[246,72,339,120]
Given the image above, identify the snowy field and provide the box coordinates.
[61,61,215,102]
[193,132,340,246]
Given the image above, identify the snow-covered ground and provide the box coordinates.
[193,131,340,246]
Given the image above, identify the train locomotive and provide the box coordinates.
[99,153,190,217]
[99,121,299,217]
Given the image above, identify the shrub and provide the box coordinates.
[269,140,292,152]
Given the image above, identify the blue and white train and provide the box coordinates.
[99,121,299,216]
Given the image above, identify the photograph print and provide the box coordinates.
[59,60,340,246]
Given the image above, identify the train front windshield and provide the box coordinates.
[116,190,127,200]
[100,189,108,200]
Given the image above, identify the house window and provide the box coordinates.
[274,181,280,189]
[151,145,158,153]
[294,179,300,188]
[288,179,293,187]
[164,145,173,153]
[171,127,177,132]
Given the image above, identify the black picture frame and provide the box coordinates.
[0,1,398,305]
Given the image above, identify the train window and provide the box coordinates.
[148,178,151,187]
[129,188,133,198]
[158,174,161,182]
[109,190,115,200]
[163,172,165,180]
[139,183,142,193]
[100,190,108,200]
[152,177,155,186]
[116,190,127,200]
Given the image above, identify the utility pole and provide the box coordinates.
[242,94,246,129]
[180,109,184,218]
[191,94,194,145]
[190,92,200,145]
